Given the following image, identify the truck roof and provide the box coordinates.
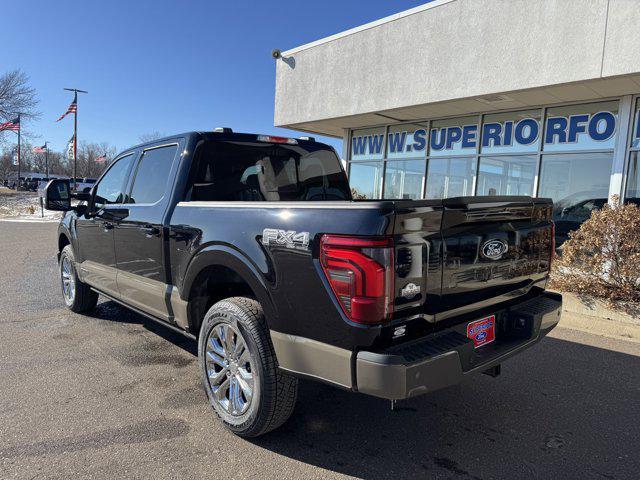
[129,130,326,154]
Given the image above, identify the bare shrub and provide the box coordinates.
[550,196,640,302]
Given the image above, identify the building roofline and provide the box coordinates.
[282,0,455,56]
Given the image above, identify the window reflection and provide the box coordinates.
[425,157,476,198]
[349,161,383,199]
[538,152,613,244]
[477,155,536,196]
[383,160,425,199]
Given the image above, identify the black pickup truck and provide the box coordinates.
[45,129,561,437]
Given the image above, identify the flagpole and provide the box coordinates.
[63,88,88,190]
[17,115,21,189]
[73,106,77,185]
[45,141,49,178]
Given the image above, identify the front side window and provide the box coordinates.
[93,154,135,209]
[128,145,178,204]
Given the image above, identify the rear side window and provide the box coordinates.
[128,145,178,204]
[185,141,350,201]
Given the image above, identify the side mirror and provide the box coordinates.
[45,179,72,211]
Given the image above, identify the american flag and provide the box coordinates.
[95,155,107,163]
[0,117,20,132]
[56,93,77,122]
[32,144,47,153]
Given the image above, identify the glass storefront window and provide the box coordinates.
[348,161,383,199]
[481,110,542,154]
[429,116,479,157]
[626,151,640,200]
[386,123,428,159]
[539,152,613,244]
[383,159,425,199]
[631,98,640,149]
[477,155,536,196]
[425,157,476,198]
[543,101,619,152]
[350,127,385,161]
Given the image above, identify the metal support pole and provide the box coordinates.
[17,116,21,190]
[63,88,88,191]
[73,107,77,188]
[45,141,49,179]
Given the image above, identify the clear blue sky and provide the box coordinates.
[3,0,426,158]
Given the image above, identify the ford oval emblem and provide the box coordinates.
[481,239,508,260]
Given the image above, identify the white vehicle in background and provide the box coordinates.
[70,177,97,193]
[36,175,69,193]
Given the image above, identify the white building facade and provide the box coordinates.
[274,0,640,237]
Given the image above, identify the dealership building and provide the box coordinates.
[274,0,640,234]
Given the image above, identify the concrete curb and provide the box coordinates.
[555,291,640,343]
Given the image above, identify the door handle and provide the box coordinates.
[140,225,160,237]
[101,221,114,231]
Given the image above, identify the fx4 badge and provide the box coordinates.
[262,228,310,251]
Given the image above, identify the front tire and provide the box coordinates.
[60,245,99,313]
[198,297,298,437]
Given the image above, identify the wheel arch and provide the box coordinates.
[181,245,277,336]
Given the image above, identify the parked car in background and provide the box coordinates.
[70,177,97,193]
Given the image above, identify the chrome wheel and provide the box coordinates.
[61,256,76,305]
[205,322,256,420]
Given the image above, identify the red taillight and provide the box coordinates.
[320,235,394,325]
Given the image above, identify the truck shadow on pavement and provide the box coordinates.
[91,300,639,480]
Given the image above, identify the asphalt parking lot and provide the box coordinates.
[1,222,639,479]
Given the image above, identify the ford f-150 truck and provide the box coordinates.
[45,129,561,437]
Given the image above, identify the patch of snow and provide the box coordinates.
[0,188,63,222]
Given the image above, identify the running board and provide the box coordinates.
[90,288,196,341]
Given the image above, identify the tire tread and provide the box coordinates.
[201,296,297,437]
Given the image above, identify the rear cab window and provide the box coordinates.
[184,140,351,201]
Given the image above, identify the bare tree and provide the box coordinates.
[0,149,14,181]
[76,141,117,178]
[0,70,39,122]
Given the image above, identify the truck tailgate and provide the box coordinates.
[392,196,554,322]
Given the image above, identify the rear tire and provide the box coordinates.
[198,297,298,437]
[60,245,99,313]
